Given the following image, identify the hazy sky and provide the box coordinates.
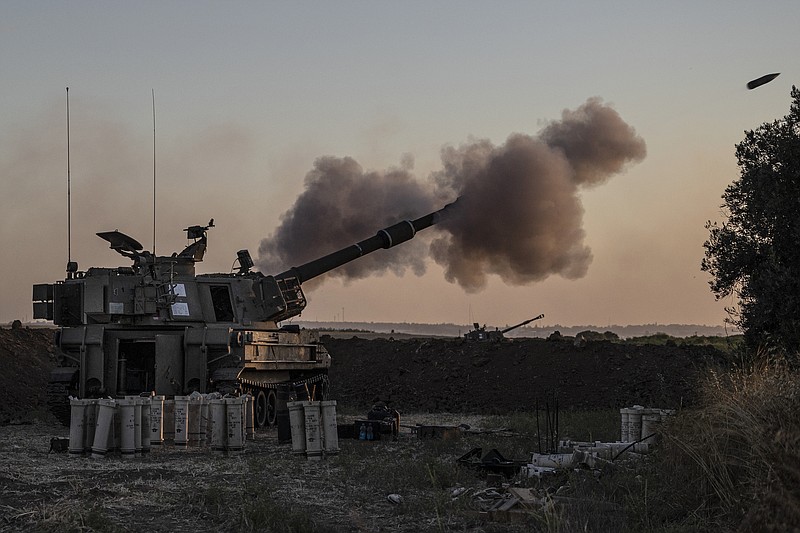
[2,1,797,328]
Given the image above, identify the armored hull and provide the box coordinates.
[36,245,329,427]
[35,203,456,427]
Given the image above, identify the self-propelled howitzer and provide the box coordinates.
[464,313,544,342]
[33,201,457,426]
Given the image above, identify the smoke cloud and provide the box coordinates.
[257,156,436,282]
[256,98,646,290]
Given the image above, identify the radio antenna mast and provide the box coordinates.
[66,87,74,277]
[152,88,157,255]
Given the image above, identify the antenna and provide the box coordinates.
[65,87,77,277]
[152,89,157,255]
[66,87,70,264]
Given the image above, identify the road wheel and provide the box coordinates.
[255,390,268,428]
[266,389,278,426]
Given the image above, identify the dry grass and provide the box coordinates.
[643,357,800,531]
[7,370,798,533]
[0,413,574,532]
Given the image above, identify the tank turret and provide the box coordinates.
[34,202,457,427]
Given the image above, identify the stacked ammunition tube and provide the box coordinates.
[619,406,676,443]
[287,400,339,459]
[67,393,255,458]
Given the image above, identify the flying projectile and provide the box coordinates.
[747,73,780,90]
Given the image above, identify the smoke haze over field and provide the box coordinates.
[257,98,646,291]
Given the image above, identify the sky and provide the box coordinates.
[1,1,798,329]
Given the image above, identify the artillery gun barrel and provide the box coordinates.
[276,199,458,284]
[500,313,545,334]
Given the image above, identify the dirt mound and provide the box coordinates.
[0,327,57,423]
[326,336,722,413]
[0,327,724,424]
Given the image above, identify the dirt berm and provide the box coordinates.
[0,327,57,424]
[327,335,721,413]
[0,327,723,424]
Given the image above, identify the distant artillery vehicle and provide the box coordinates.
[33,202,458,427]
[464,314,545,342]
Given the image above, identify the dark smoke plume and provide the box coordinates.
[431,97,647,290]
[257,156,436,282]
[256,97,646,290]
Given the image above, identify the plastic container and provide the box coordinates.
[83,399,98,454]
[162,399,175,444]
[118,398,137,458]
[529,453,574,468]
[68,398,88,456]
[641,410,662,444]
[133,398,143,456]
[244,394,255,441]
[209,399,226,454]
[91,399,117,458]
[619,408,631,442]
[225,397,244,454]
[188,396,204,447]
[287,401,306,455]
[173,396,189,449]
[140,397,151,454]
[302,402,322,459]
[320,400,339,454]
[150,395,164,446]
[628,406,644,442]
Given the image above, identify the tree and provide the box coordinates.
[702,86,800,357]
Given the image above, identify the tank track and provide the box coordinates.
[238,372,329,398]
[47,381,72,426]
